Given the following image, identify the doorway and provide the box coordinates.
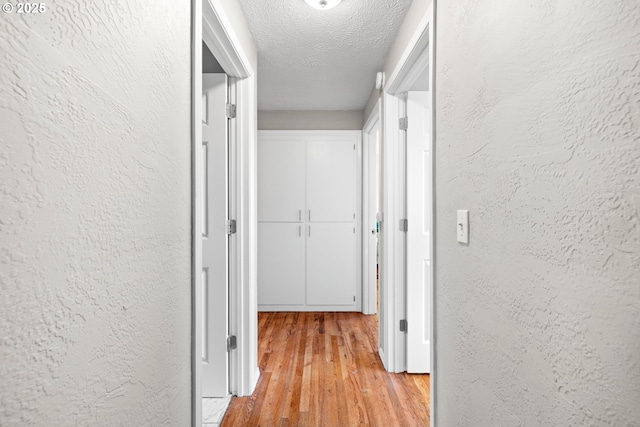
[377,3,434,424]
[200,70,230,397]
[192,2,258,426]
[373,0,433,378]
[362,100,381,317]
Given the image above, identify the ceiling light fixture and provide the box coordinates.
[304,0,342,10]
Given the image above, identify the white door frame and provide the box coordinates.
[192,1,258,425]
[379,2,435,424]
[362,99,381,316]
[361,99,381,321]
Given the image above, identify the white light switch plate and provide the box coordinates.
[457,210,469,244]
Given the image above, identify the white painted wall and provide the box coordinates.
[258,110,364,130]
[435,1,640,425]
[0,2,191,425]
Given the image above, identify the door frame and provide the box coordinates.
[362,100,381,316]
[379,1,435,425]
[192,1,258,425]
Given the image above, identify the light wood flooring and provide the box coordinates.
[221,312,430,427]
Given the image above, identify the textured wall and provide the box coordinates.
[258,110,364,130]
[0,1,192,425]
[435,1,640,425]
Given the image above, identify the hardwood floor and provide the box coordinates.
[221,312,430,427]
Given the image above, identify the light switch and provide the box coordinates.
[457,210,469,244]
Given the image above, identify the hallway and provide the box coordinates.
[221,312,430,426]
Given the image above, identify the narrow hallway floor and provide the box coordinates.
[221,312,430,427]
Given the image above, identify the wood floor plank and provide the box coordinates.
[221,312,430,427]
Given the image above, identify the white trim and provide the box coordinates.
[363,98,381,133]
[362,99,381,316]
[232,72,260,397]
[384,91,408,373]
[202,0,254,78]
[394,50,429,95]
[227,76,239,396]
[429,3,437,426]
[356,133,363,313]
[258,304,360,312]
[191,0,203,424]
[394,93,407,373]
[380,92,401,371]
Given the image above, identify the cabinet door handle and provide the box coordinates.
[298,209,301,221]
[308,210,311,221]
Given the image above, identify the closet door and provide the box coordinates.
[306,223,357,306]
[258,139,306,222]
[306,139,357,222]
[258,223,305,305]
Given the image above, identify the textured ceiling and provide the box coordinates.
[237,0,413,111]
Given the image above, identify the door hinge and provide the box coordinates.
[399,219,408,232]
[226,219,237,234]
[227,335,237,351]
[226,103,236,119]
[399,117,408,130]
[400,319,408,332]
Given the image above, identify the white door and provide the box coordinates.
[406,91,431,373]
[258,139,306,222]
[258,223,305,305]
[201,73,229,396]
[306,222,357,306]
[307,139,357,222]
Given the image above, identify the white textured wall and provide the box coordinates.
[435,1,640,425]
[258,110,364,130]
[0,1,192,425]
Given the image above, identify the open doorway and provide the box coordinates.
[377,3,434,424]
[192,3,258,426]
[362,99,381,317]
[201,42,231,398]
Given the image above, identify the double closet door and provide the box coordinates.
[258,131,360,311]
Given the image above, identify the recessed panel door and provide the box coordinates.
[306,223,356,306]
[258,223,306,305]
[306,139,357,222]
[201,73,229,397]
[258,139,306,222]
